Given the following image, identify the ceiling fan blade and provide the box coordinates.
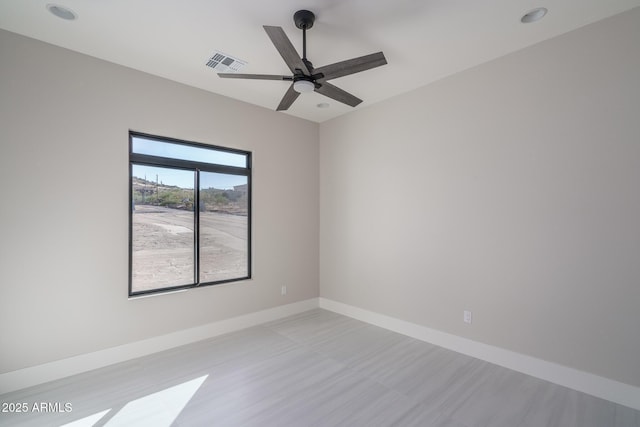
[218,73,292,81]
[315,82,362,107]
[263,26,310,75]
[314,52,387,81]
[276,84,301,111]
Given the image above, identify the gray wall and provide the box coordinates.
[0,30,319,374]
[320,8,640,386]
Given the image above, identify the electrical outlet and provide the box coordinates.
[463,310,472,324]
[281,285,287,296]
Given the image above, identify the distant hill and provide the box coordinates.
[132,177,247,215]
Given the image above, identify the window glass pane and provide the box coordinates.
[132,136,246,168]
[199,172,249,283]
[131,164,195,292]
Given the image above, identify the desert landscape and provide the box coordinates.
[131,204,248,292]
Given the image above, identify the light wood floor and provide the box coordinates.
[1,309,638,426]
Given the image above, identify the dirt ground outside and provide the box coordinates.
[131,205,248,292]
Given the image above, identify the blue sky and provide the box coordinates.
[132,136,246,167]
[131,136,248,189]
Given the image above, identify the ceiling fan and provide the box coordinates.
[217,10,387,111]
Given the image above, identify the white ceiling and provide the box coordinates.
[1,0,639,123]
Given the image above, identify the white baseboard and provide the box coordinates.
[0,298,319,395]
[319,297,640,411]
[4,296,639,411]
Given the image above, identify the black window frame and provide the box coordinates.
[128,131,252,297]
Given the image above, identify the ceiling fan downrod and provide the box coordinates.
[294,10,315,65]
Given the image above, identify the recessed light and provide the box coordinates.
[317,103,330,109]
[521,7,547,23]
[47,4,77,20]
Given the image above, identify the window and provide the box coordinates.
[129,132,251,296]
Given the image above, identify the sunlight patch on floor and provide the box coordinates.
[59,375,208,427]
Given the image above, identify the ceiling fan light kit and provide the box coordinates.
[293,79,315,93]
[218,9,387,111]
